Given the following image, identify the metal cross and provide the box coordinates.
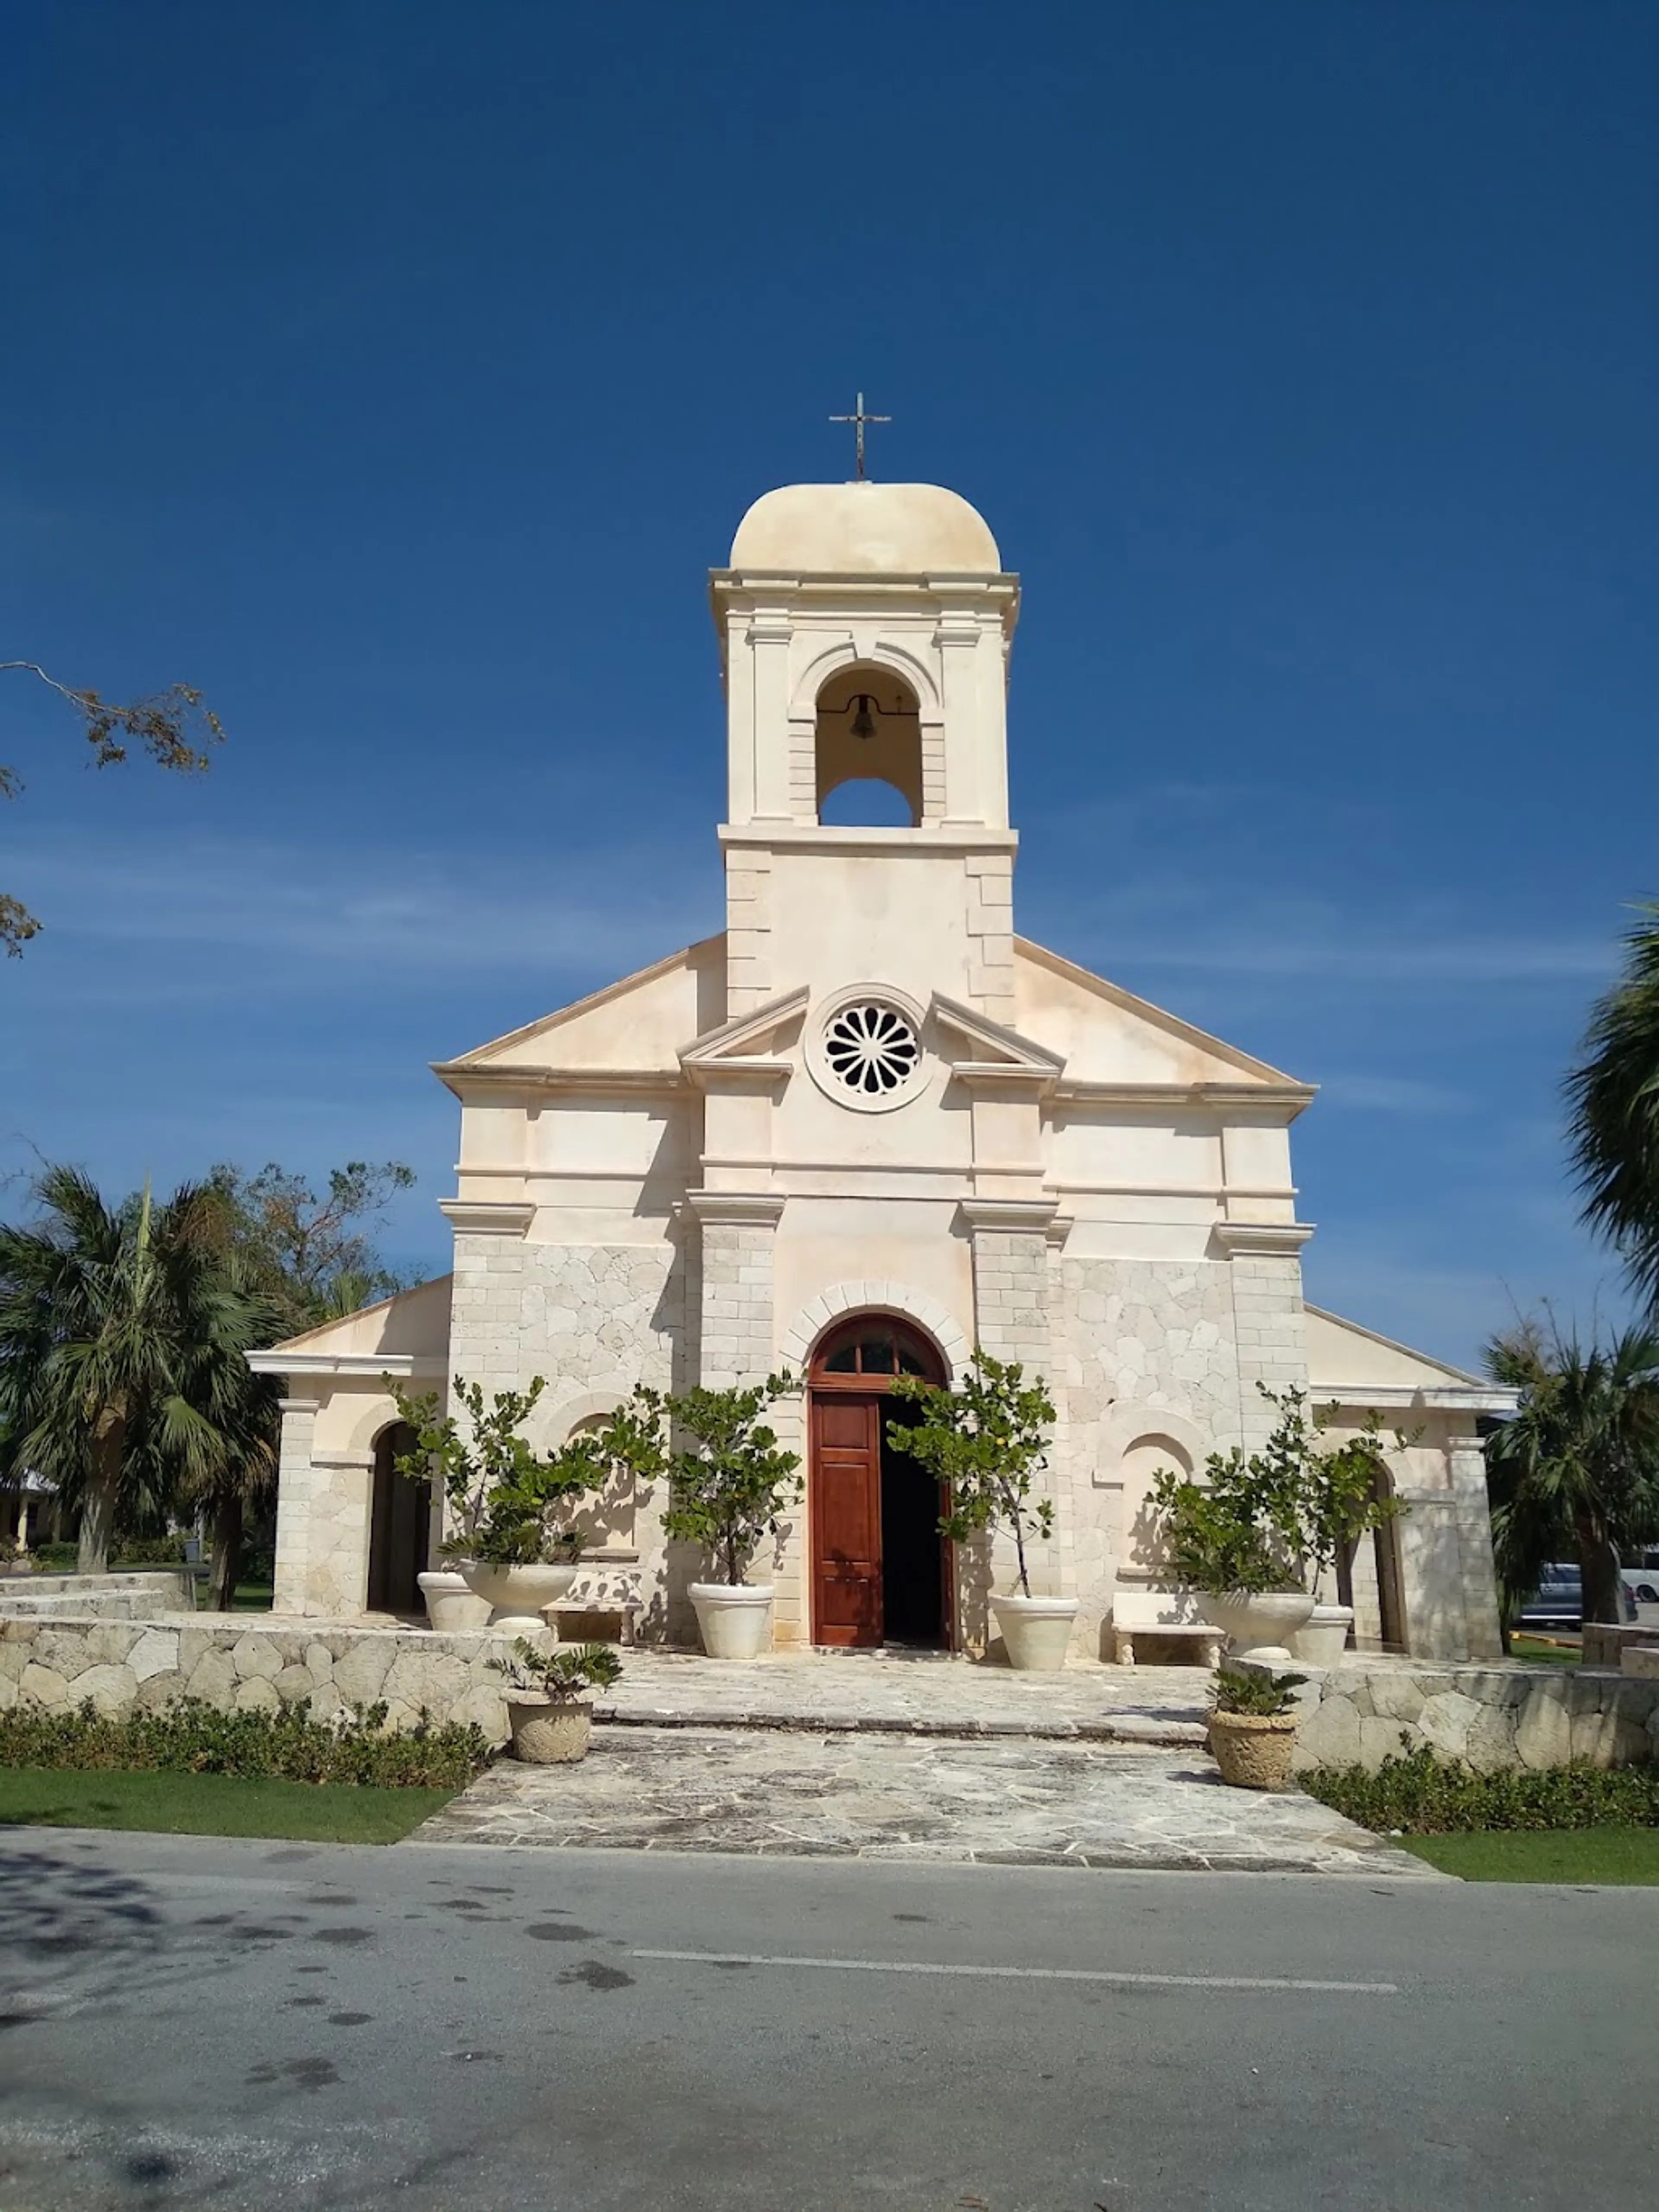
[829,391,890,480]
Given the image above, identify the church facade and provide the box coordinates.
[256,479,1506,1663]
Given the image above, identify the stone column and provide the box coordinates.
[271,1397,320,1614]
[1448,1432,1504,1660]
[1213,1224,1313,1448]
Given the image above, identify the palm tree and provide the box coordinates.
[1568,901,1659,1312]
[0,1166,281,1579]
[1484,1319,1659,1630]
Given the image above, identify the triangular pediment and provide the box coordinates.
[434,936,725,1088]
[930,993,1065,1078]
[679,985,809,1071]
[1012,936,1313,1099]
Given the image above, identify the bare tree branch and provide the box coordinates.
[2,660,226,956]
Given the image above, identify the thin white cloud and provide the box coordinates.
[1316,1074,1475,1115]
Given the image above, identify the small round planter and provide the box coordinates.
[1292,1602,1354,1667]
[689,1582,775,1660]
[457,1559,578,1632]
[1197,1590,1316,1662]
[506,1695,594,1764]
[417,1570,492,1633]
[991,1593,1080,1672]
[1208,1709,1298,1791]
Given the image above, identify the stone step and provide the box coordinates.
[592,1705,1208,1748]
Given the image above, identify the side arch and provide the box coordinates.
[780,1281,972,1379]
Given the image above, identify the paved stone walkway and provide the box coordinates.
[408,1726,1436,1877]
[589,1647,1210,1746]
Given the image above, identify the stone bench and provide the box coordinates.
[546,1552,644,1646]
[1111,1591,1224,1669]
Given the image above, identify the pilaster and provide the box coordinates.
[1213,1222,1314,1449]
[272,1397,320,1614]
[685,1192,786,1388]
[1448,1433,1504,1660]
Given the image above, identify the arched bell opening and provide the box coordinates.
[814,665,922,827]
[366,1420,429,1617]
[807,1314,951,1649]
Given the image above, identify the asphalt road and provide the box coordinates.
[1,1828,1653,2212]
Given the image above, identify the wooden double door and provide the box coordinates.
[809,1320,950,1649]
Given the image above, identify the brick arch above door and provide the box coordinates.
[780,1282,972,1380]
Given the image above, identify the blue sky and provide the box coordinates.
[3,0,1655,1370]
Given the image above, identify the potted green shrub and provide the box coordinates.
[390,1377,663,1631]
[1149,1387,1408,1662]
[490,1637,624,1763]
[1207,1662,1306,1790]
[889,1350,1073,1670]
[657,1375,801,1659]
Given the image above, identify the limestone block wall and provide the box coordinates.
[0,1614,522,1742]
[1059,1255,1241,1653]
[1268,1658,1659,1774]
[449,1229,687,1643]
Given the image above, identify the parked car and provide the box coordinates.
[1621,1558,1659,1607]
[1516,1565,1637,1630]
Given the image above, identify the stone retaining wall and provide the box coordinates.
[1255,1656,1659,1774]
[0,1615,520,1742]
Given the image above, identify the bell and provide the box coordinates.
[850,695,876,741]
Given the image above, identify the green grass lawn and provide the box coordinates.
[1399,1827,1659,1884]
[0,1766,455,1843]
[1507,1634,1583,1668]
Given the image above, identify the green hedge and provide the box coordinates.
[1304,1745,1659,1833]
[0,1697,492,1790]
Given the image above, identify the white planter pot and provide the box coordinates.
[456,1559,578,1633]
[1292,1603,1354,1667]
[689,1582,775,1660]
[417,1571,492,1633]
[1197,1590,1317,1663]
[991,1593,1080,1672]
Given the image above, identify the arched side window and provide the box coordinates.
[814,665,922,826]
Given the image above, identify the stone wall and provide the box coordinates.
[0,1615,521,1743]
[1256,1657,1659,1774]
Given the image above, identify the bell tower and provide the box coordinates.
[708,479,1022,1022]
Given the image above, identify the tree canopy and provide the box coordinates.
[1567,900,1659,1314]
[1484,1318,1659,1629]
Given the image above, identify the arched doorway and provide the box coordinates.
[809,1317,949,1649]
[366,1421,429,1616]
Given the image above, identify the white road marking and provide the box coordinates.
[632,1949,1398,1995]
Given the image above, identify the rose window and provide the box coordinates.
[823,1003,921,1097]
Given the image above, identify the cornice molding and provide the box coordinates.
[957,1197,1060,1235]
[1054,1080,1317,1112]
[252,1353,445,1381]
[1212,1222,1316,1258]
[434,1066,683,1096]
[439,1200,534,1238]
[679,1191,788,1228]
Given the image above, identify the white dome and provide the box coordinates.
[727,480,1001,575]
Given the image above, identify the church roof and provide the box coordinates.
[726,481,1003,576]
